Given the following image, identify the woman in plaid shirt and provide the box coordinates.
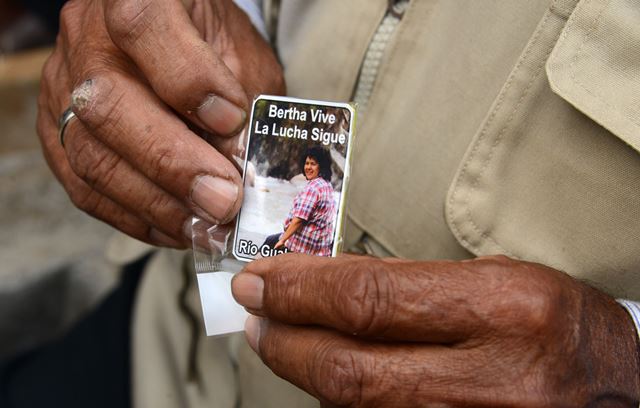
[272,147,337,256]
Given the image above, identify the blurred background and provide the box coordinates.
[0,0,118,359]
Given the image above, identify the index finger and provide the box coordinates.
[103,0,254,135]
[233,254,554,343]
[248,318,507,408]
[70,72,243,225]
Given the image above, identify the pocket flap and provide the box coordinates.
[547,0,640,153]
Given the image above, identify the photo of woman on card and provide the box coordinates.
[263,147,336,256]
[233,96,353,262]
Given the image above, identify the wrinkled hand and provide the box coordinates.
[37,0,284,247]
[232,254,640,407]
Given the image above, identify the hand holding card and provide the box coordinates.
[195,95,356,337]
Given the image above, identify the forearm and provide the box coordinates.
[280,218,303,243]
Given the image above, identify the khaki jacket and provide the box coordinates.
[120,0,640,406]
[275,0,640,299]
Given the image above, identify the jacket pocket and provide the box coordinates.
[446,0,640,299]
[547,0,640,153]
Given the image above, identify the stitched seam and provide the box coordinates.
[550,3,572,19]
[556,0,583,46]
[448,8,558,257]
[567,0,640,132]
[574,70,640,128]
[463,40,558,257]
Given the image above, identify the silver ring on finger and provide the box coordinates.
[58,107,77,147]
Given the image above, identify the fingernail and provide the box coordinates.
[191,176,239,223]
[149,228,182,248]
[244,315,263,354]
[232,273,264,310]
[197,95,246,135]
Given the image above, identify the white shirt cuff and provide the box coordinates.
[617,299,640,347]
[232,0,268,41]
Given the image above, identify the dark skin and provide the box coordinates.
[233,254,640,407]
[38,0,640,406]
[37,0,284,248]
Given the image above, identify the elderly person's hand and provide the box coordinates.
[232,254,640,407]
[37,0,284,247]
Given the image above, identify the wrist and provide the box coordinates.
[618,300,640,391]
[579,286,640,405]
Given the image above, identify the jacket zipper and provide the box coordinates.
[352,0,410,115]
[350,0,410,256]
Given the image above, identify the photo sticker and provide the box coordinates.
[233,95,355,262]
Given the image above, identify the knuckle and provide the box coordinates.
[64,176,150,241]
[516,282,560,335]
[67,182,102,215]
[66,135,120,191]
[143,191,183,229]
[35,109,52,145]
[488,265,560,336]
[310,341,366,406]
[105,0,157,47]
[40,54,59,83]
[142,139,180,181]
[145,190,171,214]
[154,61,205,104]
[72,74,122,140]
[38,51,68,121]
[338,261,393,336]
[59,0,82,35]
